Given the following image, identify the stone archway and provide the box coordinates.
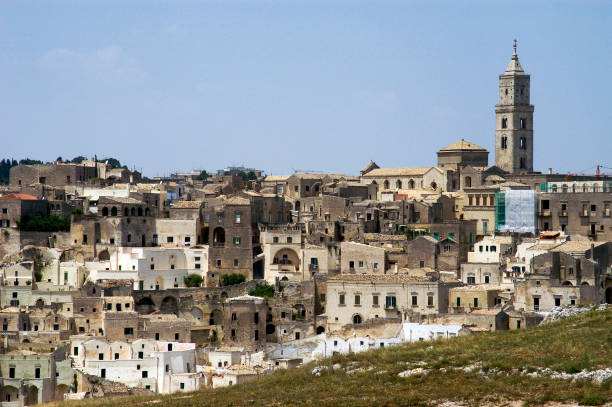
[54,384,70,401]
[316,326,325,335]
[213,227,225,245]
[135,297,156,314]
[160,296,178,314]
[1,386,19,403]
[25,385,39,406]
[353,314,363,324]
[98,250,110,261]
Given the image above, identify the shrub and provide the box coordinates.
[249,283,275,298]
[184,274,203,287]
[222,273,246,286]
[72,208,83,216]
[26,280,31,286]
[17,214,70,232]
[34,271,43,282]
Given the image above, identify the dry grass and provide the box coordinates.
[49,309,612,407]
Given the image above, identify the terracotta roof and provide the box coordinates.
[363,233,407,241]
[172,200,203,209]
[439,140,487,152]
[550,241,608,254]
[0,193,37,200]
[263,176,290,182]
[362,167,436,177]
[224,196,250,206]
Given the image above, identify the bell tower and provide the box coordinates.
[495,40,534,173]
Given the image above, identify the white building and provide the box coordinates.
[85,246,208,290]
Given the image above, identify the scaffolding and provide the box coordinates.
[495,190,537,234]
[494,191,505,232]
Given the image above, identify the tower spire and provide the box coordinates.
[513,39,517,56]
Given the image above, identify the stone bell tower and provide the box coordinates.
[495,40,534,173]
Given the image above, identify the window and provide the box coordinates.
[175,332,179,340]
[411,295,418,306]
[427,295,434,307]
[142,371,148,378]
[101,368,106,378]
[373,295,379,306]
[385,296,397,309]
[218,214,223,223]
[501,136,508,149]
[1,208,6,214]
[520,118,526,129]
[233,259,239,267]
[456,297,461,307]
[339,294,345,305]
[419,260,425,267]
[138,351,143,359]
[235,212,241,223]
[255,330,259,340]
[127,234,132,242]
[273,237,279,243]
[167,236,174,243]
[533,297,540,311]
[373,262,379,270]
[233,237,241,245]
[180,383,185,390]
[520,137,527,150]
[555,297,561,307]
[349,260,354,269]
[354,295,361,305]
[35,367,41,378]
[287,236,292,243]
[473,298,479,308]
[217,259,221,267]
[467,276,476,284]
[99,353,104,360]
[520,157,526,169]
[501,118,507,129]
[358,261,364,268]
[484,275,490,284]
[73,347,78,356]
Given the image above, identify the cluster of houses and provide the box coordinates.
[0,47,611,405]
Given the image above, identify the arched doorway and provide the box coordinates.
[25,385,38,406]
[316,326,325,335]
[273,248,300,271]
[190,307,203,322]
[293,304,306,320]
[101,207,109,216]
[98,250,110,261]
[110,207,118,216]
[35,298,45,309]
[160,296,178,314]
[1,386,19,403]
[266,324,276,334]
[135,297,156,314]
[55,384,70,401]
[353,314,362,324]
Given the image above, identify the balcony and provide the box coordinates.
[308,264,319,272]
[539,209,551,217]
[269,264,298,275]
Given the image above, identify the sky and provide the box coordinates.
[1,0,611,178]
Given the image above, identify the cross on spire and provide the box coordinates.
[513,39,517,55]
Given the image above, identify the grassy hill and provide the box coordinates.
[54,309,612,407]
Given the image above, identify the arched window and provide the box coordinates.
[501,118,507,129]
[124,208,129,217]
[383,180,390,189]
[520,137,527,150]
[395,180,402,189]
[102,207,109,217]
[137,207,143,216]
[110,207,118,216]
[464,176,472,188]
[520,157,526,169]
[430,182,437,190]
[501,136,508,150]
[408,179,415,189]
[353,314,362,324]
[130,208,136,216]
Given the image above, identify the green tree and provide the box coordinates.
[197,170,210,181]
[249,283,275,298]
[184,274,203,287]
[71,156,87,164]
[17,215,70,232]
[222,273,246,286]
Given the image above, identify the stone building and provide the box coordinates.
[537,190,612,240]
[494,42,534,174]
[360,166,446,199]
[0,193,49,229]
[325,273,461,331]
[204,196,253,285]
[9,162,97,187]
[223,295,267,351]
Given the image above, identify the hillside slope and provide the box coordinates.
[55,309,612,407]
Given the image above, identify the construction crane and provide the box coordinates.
[565,164,612,179]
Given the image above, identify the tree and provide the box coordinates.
[184,274,203,287]
[249,283,275,298]
[56,156,63,162]
[17,215,70,232]
[239,171,258,181]
[197,170,210,181]
[101,157,122,169]
[71,156,87,164]
[222,273,246,286]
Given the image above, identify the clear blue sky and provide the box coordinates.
[1,0,611,177]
